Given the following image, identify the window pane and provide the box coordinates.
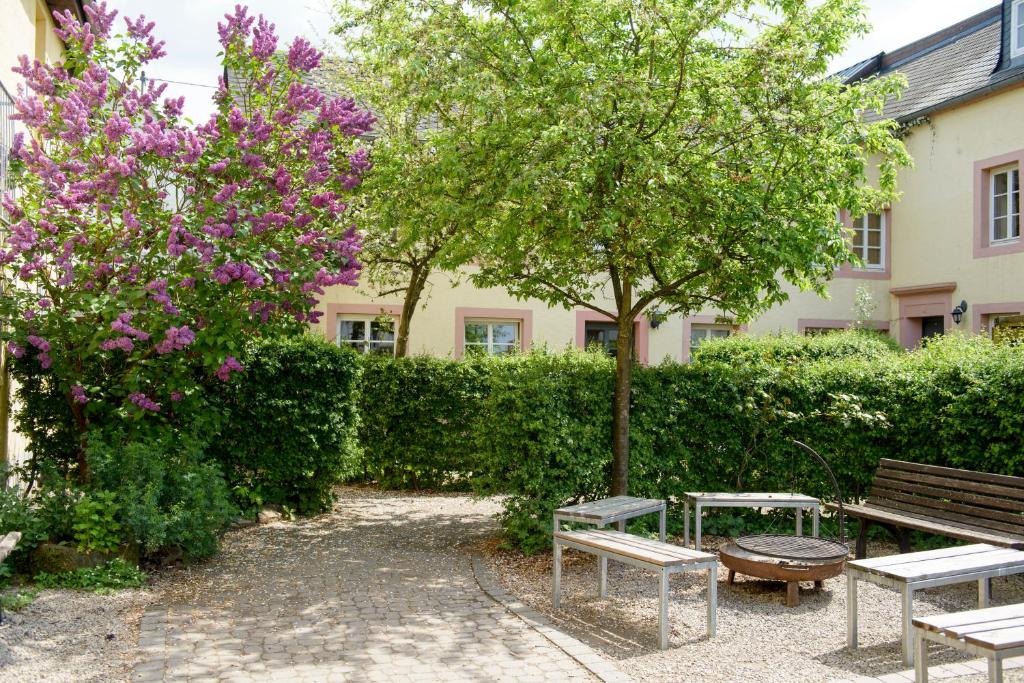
[710,329,731,340]
[492,343,516,356]
[867,247,882,265]
[338,320,365,342]
[690,328,708,346]
[995,194,1008,219]
[994,216,1008,241]
[851,225,864,248]
[867,229,881,248]
[1013,214,1021,239]
[368,342,394,356]
[1018,24,1024,48]
[1013,169,1020,192]
[995,171,1008,196]
[464,322,488,344]
[369,322,395,342]
[491,323,518,345]
[867,213,881,230]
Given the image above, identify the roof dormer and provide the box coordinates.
[1000,0,1024,69]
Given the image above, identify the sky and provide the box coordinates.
[105,0,1002,123]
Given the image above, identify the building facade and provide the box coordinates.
[320,3,1024,360]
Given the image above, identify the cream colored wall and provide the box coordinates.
[0,0,64,92]
[887,85,1024,328]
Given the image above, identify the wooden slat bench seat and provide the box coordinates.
[830,459,1024,559]
[913,603,1024,682]
[552,528,717,650]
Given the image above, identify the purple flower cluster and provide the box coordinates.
[71,384,88,404]
[155,326,195,354]
[215,356,244,382]
[128,392,161,412]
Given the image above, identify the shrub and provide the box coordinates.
[209,335,362,514]
[72,491,122,554]
[88,430,237,562]
[355,333,1024,553]
[693,329,901,366]
[357,354,488,489]
[34,558,146,593]
[0,484,48,568]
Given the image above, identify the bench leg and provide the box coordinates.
[902,584,915,666]
[598,523,608,598]
[855,519,869,559]
[796,508,803,537]
[980,578,991,608]
[707,565,717,638]
[915,630,929,683]
[659,569,670,650]
[695,503,703,552]
[683,500,690,547]
[847,572,859,649]
[989,656,1003,683]
[553,540,562,609]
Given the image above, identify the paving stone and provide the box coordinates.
[134,488,596,682]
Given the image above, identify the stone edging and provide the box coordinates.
[472,555,634,683]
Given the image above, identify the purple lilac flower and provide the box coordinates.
[7,342,24,358]
[71,384,88,404]
[128,392,161,412]
[215,356,244,381]
[154,326,195,354]
[287,37,321,72]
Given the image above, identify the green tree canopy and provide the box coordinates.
[336,0,910,493]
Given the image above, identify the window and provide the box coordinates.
[337,318,395,355]
[689,324,731,356]
[851,212,885,269]
[990,166,1020,244]
[803,327,844,336]
[584,321,620,357]
[1014,0,1024,58]
[464,320,519,356]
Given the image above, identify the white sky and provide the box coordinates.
[101,0,1001,123]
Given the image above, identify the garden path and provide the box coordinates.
[132,487,595,683]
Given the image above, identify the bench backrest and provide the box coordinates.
[869,459,1024,538]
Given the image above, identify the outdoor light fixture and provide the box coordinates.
[648,309,667,329]
[951,300,968,325]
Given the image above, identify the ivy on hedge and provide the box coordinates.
[355,333,1024,554]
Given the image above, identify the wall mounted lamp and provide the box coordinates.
[951,300,968,325]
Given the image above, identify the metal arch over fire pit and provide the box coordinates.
[720,441,850,607]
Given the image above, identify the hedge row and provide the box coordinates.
[356,334,1024,553]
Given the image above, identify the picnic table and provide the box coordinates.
[683,492,821,551]
[847,543,1024,665]
[914,603,1024,682]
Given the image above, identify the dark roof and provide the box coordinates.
[841,5,1024,123]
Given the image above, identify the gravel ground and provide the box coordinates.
[0,586,156,682]
[486,535,1024,683]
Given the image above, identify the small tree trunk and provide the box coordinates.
[610,313,634,496]
[70,399,89,484]
[394,265,429,358]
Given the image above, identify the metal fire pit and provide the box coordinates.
[719,441,850,607]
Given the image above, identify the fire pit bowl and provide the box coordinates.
[719,534,848,607]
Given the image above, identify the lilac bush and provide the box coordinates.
[2,3,372,479]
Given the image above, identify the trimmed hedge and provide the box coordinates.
[210,335,362,514]
[692,329,902,365]
[356,334,1024,554]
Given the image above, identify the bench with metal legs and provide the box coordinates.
[553,527,717,650]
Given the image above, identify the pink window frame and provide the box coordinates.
[972,301,1024,335]
[835,208,891,279]
[574,310,650,365]
[974,149,1024,258]
[455,307,533,359]
[681,315,744,363]
[322,303,403,344]
[796,318,889,335]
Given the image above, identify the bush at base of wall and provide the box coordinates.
[209,335,362,514]
[356,333,1024,554]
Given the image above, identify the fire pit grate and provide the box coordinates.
[735,534,849,562]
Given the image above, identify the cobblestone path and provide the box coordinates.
[133,488,593,682]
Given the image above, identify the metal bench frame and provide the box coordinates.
[552,524,717,650]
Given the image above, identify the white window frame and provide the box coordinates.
[689,324,732,355]
[990,165,1021,245]
[1013,0,1024,59]
[336,317,396,356]
[851,212,886,270]
[463,319,520,356]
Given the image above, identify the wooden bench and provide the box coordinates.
[835,459,1024,559]
[552,528,717,649]
[0,531,22,625]
[913,603,1024,682]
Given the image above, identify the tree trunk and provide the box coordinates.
[395,265,429,358]
[70,399,89,484]
[610,313,634,496]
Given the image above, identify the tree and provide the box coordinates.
[325,58,491,357]
[337,0,909,495]
[0,3,373,480]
